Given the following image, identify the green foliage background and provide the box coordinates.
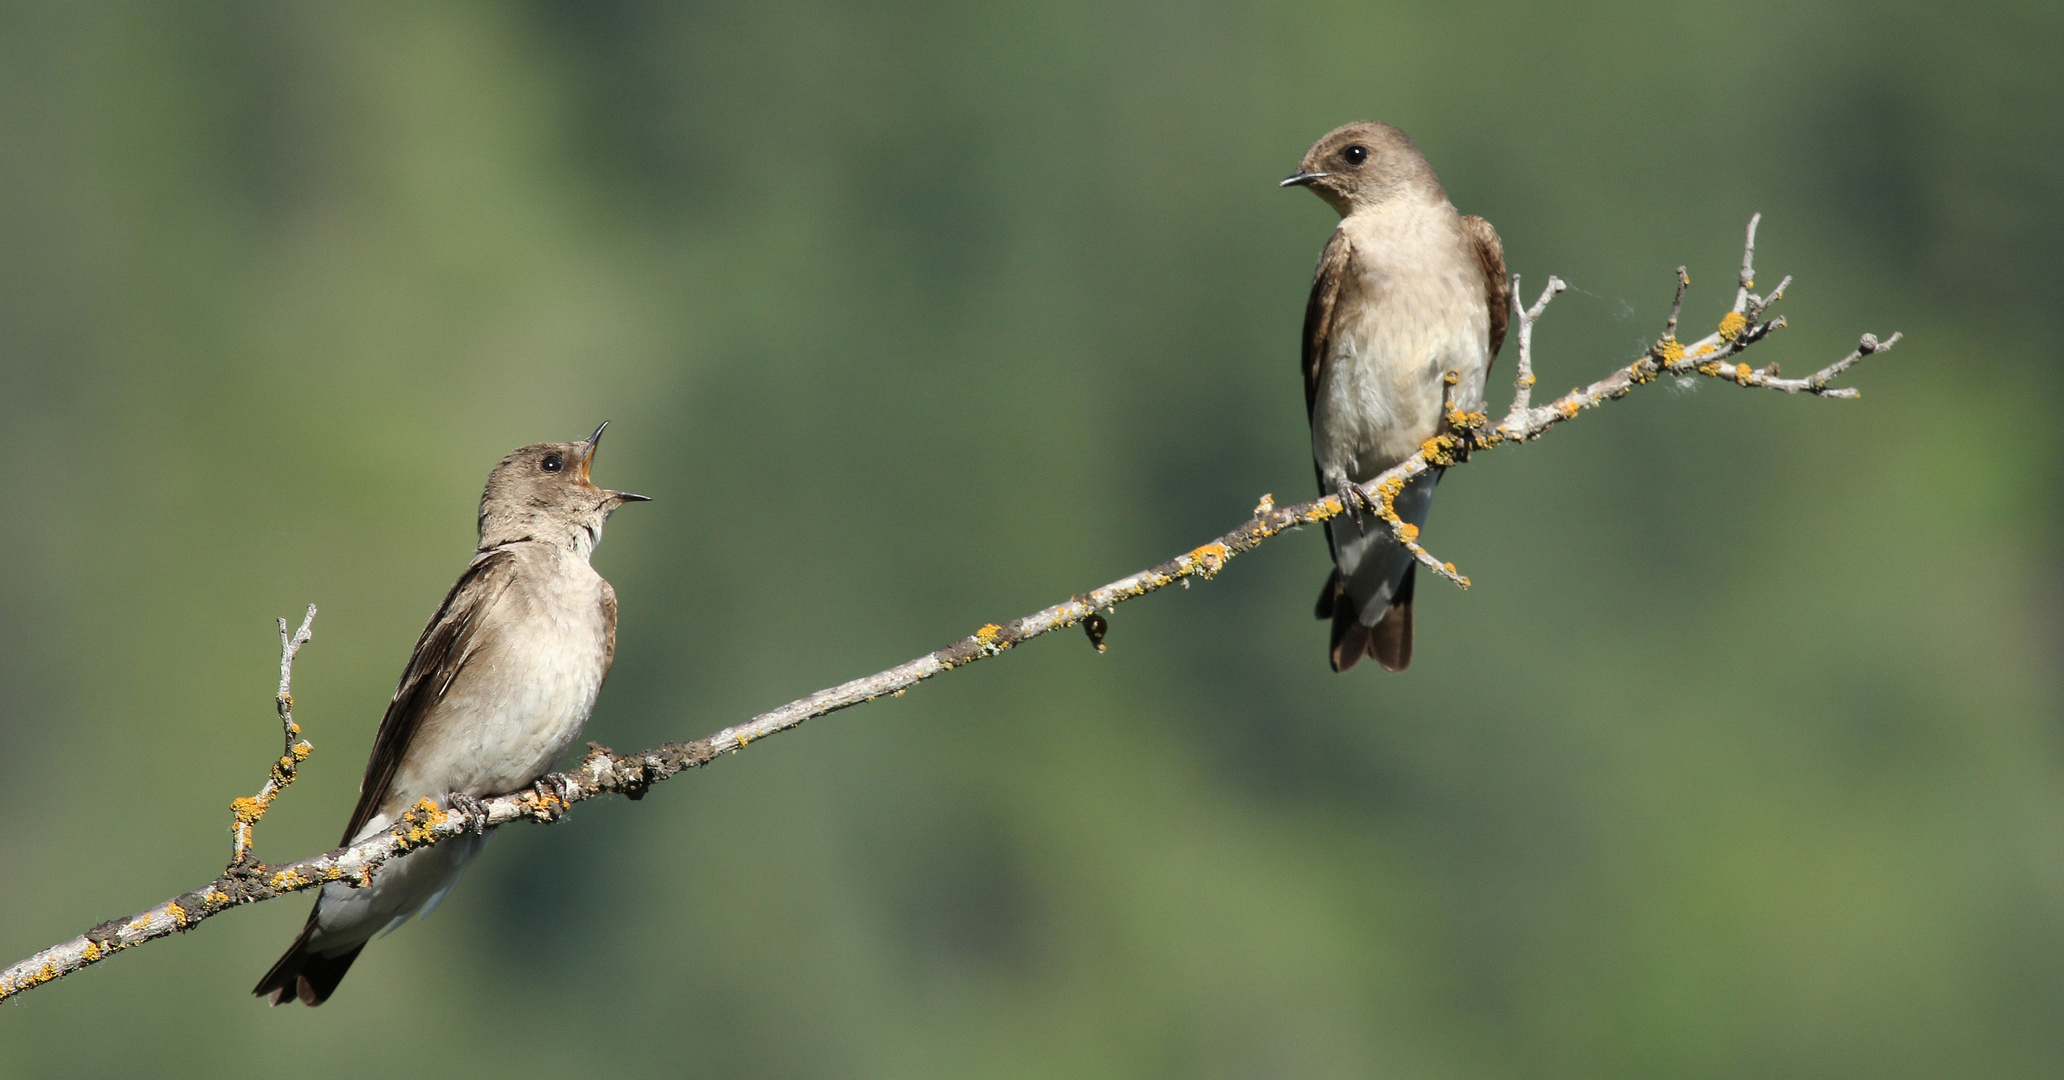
[2,2,2060,1075]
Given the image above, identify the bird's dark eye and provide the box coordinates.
[1342,144,1368,166]
[541,453,564,473]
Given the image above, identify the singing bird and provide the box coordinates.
[255,424,648,1006]
[1282,122,1509,672]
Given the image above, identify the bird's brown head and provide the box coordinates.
[477,422,650,556]
[1280,121,1443,216]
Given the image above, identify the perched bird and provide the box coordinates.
[255,423,648,1006]
[1282,122,1509,672]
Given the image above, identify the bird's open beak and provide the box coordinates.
[578,421,609,484]
[1280,170,1328,188]
[579,421,650,503]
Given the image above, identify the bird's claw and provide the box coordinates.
[445,792,490,835]
[528,774,576,820]
[1336,477,1370,533]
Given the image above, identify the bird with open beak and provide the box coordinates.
[1283,122,1509,672]
[256,423,648,1006]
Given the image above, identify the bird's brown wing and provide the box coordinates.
[598,578,618,679]
[1460,215,1510,367]
[1302,227,1354,421]
[339,548,518,845]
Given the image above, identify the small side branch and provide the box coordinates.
[0,217,1901,1002]
[1499,274,1567,435]
[230,607,316,867]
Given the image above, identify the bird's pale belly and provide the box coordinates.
[377,603,608,823]
[1312,336,1487,483]
[439,639,603,795]
[1313,345,1445,480]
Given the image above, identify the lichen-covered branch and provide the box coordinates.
[0,217,1899,1003]
[230,607,316,867]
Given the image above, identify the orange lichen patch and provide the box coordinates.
[1518,373,1537,388]
[393,797,449,846]
[974,624,1002,646]
[269,867,309,891]
[1397,523,1420,541]
[1718,311,1748,340]
[81,941,100,963]
[1697,362,1722,377]
[291,741,313,761]
[1734,362,1754,384]
[1187,542,1229,576]
[231,796,265,824]
[1654,337,1685,364]
[167,902,188,927]
[1557,398,1580,419]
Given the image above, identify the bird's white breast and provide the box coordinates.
[383,551,611,812]
[1311,200,1491,484]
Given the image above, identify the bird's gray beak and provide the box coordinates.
[1280,170,1328,188]
[610,491,652,503]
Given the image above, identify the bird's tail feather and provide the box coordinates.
[253,911,364,1007]
[1321,563,1415,673]
[1370,564,1415,672]
[1329,606,1372,672]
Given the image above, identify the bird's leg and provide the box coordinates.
[1335,475,1369,533]
[444,792,489,836]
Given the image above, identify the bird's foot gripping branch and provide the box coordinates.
[0,216,1897,1003]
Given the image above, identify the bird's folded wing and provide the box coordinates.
[1302,227,1354,422]
[599,578,618,678]
[1460,214,1510,365]
[339,548,519,845]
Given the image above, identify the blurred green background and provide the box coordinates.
[3,1,2060,1075]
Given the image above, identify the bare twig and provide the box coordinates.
[0,217,1900,1002]
[1664,266,1689,344]
[1500,274,1567,432]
